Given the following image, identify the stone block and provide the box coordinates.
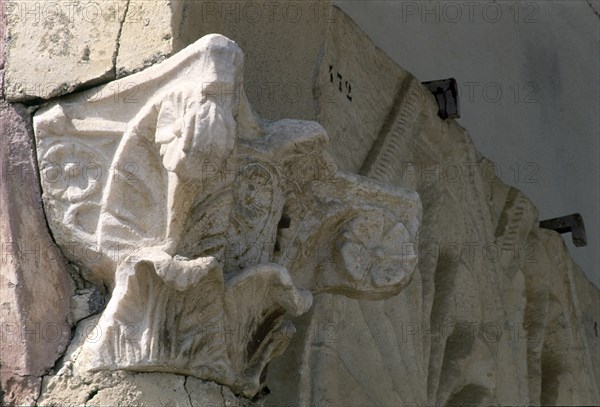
[0,102,73,405]
[3,0,127,101]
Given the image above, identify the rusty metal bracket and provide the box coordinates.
[539,213,587,247]
[422,78,460,120]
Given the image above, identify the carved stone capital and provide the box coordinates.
[33,34,421,398]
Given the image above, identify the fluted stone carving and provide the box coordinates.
[32,34,421,400]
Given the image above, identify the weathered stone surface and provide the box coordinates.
[39,371,256,407]
[176,0,333,120]
[3,0,127,101]
[2,3,598,407]
[36,317,256,406]
[265,6,600,407]
[31,34,421,403]
[116,0,183,77]
[0,101,74,405]
[101,0,334,119]
[3,0,334,113]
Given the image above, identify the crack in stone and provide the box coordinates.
[220,385,226,407]
[112,0,131,78]
[34,376,46,405]
[6,373,44,406]
[0,372,47,405]
[587,0,600,19]
[183,376,193,407]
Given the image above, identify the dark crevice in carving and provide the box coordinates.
[278,214,291,229]
[274,214,291,253]
[84,388,99,404]
[252,384,270,403]
[246,309,286,362]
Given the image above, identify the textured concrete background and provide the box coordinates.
[336,0,600,287]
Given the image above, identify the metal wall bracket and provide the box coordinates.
[422,78,460,120]
[539,213,587,247]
